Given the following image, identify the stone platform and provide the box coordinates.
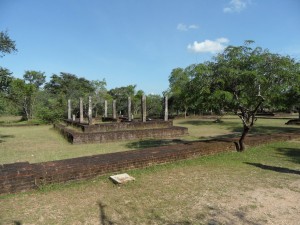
[55,120,188,144]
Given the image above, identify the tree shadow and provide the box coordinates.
[0,134,15,143]
[98,201,115,225]
[125,139,185,149]
[244,162,300,175]
[177,120,239,128]
[13,221,22,225]
[230,125,300,135]
[276,147,300,164]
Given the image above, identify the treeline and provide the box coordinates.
[0,70,165,122]
[1,31,300,124]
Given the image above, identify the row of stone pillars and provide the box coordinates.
[68,95,168,125]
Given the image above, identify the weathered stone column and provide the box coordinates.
[141,95,146,122]
[72,114,75,121]
[164,95,168,121]
[128,96,132,122]
[112,100,117,119]
[68,99,71,120]
[104,100,108,118]
[88,96,92,125]
[79,97,84,123]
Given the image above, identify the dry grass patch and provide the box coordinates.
[0,141,299,224]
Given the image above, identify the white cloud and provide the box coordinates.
[177,23,199,31]
[223,0,248,13]
[187,38,229,54]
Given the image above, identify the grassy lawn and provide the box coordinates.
[0,116,299,164]
[0,140,299,224]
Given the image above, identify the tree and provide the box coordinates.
[8,78,37,120]
[23,70,46,88]
[146,94,163,118]
[212,41,298,151]
[0,67,13,93]
[168,68,191,117]
[108,85,136,116]
[44,72,95,119]
[0,31,18,115]
[91,79,108,117]
[0,30,17,57]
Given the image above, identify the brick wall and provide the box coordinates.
[64,120,174,132]
[0,133,298,195]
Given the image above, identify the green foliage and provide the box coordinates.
[33,90,65,123]
[23,70,46,88]
[0,67,13,93]
[146,94,163,118]
[44,72,95,99]
[0,30,17,57]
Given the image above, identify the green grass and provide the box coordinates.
[0,140,299,224]
[0,116,299,164]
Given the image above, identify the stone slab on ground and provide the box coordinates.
[110,173,135,184]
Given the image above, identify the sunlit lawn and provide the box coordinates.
[0,115,299,164]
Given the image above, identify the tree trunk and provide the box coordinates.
[235,125,250,152]
[298,108,300,119]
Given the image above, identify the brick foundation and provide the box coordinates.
[0,133,298,195]
[55,120,188,144]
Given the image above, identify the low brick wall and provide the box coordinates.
[54,123,188,144]
[1,133,298,195]
[64,120,174,132]
[82,120,174,133]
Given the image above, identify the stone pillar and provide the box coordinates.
[104,100,108,118]
[68,99,71,120]
[88,96,92,125]
[72,114,75,121]
[141,95,146,122]
[79,97,84,123]
[112,100,117,119]
[164,95,168,121]
[128,96,132,122]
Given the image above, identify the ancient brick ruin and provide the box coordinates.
[55,95,188,144]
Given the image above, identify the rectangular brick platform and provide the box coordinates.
[55,120,188,144]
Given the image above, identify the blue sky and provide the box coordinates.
[1,0,300,94]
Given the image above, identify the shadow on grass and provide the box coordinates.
[177,119,239,128]
[245,162,300,175]
[178,118,299,134]
[276,147,300,164]
[98,201,115,225]
[0,134,15,143]
[125,139,185,149]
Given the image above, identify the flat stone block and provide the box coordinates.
[109,173,135,184]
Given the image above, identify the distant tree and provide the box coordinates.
[281,63,300,118]
[91,79,108,117]
[0,30,17,57]
[0,67,13,93]
[8,78,37,120]
[43,72,95,120]
[108,85,136,115]
[168,68,191,117]
[147,94,163,118]
[133,89,144,116]
[23,70,46,88]
[44,72,94,99]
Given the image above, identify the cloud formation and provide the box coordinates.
[177,23,199,31]
[223,0,248,13]
[187,38,229,54]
